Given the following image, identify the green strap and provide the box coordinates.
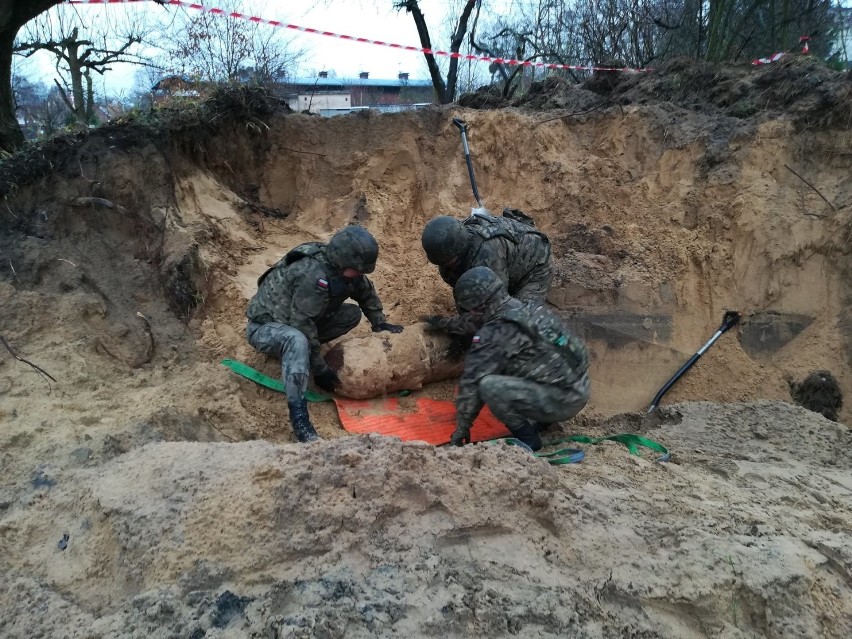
[499,433,670,464]
[499,438,586,464]
[221,359,331,403]
[552,433,671,461]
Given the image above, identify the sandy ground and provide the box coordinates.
[1,71,851,636]
[1,403,850,638]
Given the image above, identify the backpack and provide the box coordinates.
[504,304,589,374]
[502,208,537,227]
[464,210,549,245]
[257,242,325,286]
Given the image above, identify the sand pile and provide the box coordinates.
[1,402,850,637]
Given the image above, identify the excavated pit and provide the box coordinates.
[1,72,851,637]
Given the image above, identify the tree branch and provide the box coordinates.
[0,334,57,389]
[53,78,74,111]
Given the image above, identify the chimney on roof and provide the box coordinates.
[318,71,328,78]
[359,71,369,79]
[398,72,409,80]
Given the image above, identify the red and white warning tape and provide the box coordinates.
[752,52,785,66]
[66,0,653,73]
[752,36,811,65]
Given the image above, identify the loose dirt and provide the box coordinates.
[1,64,851,637]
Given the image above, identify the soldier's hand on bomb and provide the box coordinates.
[314,368,340,393]
[372,322,403,334]
[420,315,449,332]
[446,334,473,361]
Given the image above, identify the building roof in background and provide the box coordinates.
[286,77,433,88]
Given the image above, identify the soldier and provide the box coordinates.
[449,266,590,451]
[421,209,552,299]
[420,209,552,335]
[246,225,403,443]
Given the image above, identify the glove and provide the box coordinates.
[420,315,449,332]
[450,426,471,446]
[446,334,473,361]
[314,368,340,393]
[372,322,403,334]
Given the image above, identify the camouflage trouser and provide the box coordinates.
[479,372,590,431]
[246,303,362,400]
[512,256,552,304]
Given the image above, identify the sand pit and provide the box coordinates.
[1,68,851,636]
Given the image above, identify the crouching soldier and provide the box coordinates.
[246,225,402,443]
[450,266,589,451]
[421,210,552,336]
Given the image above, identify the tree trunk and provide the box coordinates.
[401,0,447,103]
[67,40,87,124]
[85,69,94,123]
[0,0,64,150]
[0,28,23,149]
[444,0,478,103]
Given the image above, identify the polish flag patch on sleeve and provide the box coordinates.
[317,278,329,289]
[472,335,481,343]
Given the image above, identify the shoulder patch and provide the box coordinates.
[472,335,481,343]
[317,278,329,290]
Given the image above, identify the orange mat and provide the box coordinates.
[334,396,511,445]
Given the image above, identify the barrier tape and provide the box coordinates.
[67,0,653,73]
[752,36,811,65]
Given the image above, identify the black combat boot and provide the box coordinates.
[288,399,320,443]
[508,420,543,451]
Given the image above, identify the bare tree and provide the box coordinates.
[15,3,153,125]
[0,0,63,150]
[394,0,480,103]
[155,0,304,85]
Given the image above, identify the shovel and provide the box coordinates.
[452,117,484,208]
[648,310,741,413]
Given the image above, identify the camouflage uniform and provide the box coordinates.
[451,267,589,451]
[439,211,552,303]
[422,211,552,336]
[246,241,387,401]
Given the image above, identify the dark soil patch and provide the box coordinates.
[790,370,843,422]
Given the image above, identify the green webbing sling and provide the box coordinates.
[221,359,331,403]
[500,433,670,464]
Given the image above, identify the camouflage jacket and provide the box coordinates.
[455,298,588,429]
[438,212,550,293]
[246,243,386,374]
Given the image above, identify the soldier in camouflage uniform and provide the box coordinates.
[246,226,402,443]
[420,209,552,335]
[450,266,590,451]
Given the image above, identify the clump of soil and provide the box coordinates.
[459,55,852,130]
[790,370,844,421]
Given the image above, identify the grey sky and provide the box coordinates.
[14,0,852,98]
[16,0,487,95]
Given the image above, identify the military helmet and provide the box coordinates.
[421,216,470,266]
[453,266,506,312]
[327,225,379,274]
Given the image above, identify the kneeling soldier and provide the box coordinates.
[246,226,402,443]
[450,266,589,451]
